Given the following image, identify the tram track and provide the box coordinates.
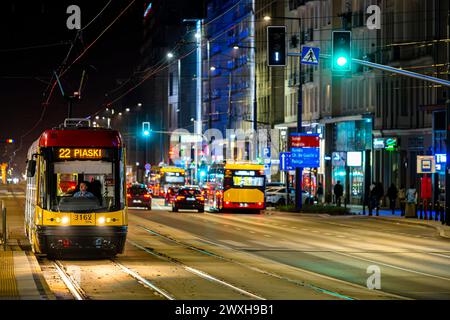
[47,258,174,300]
[127,239,265,300]
[134,223,409,300]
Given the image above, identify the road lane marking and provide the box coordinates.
[335,251,450,282]
[427,252,450,259]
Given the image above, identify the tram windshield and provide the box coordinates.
[49,159,124,213]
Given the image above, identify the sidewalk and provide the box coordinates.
[0,184,54,300]
[348,205,450,239]
[265,204,450,239]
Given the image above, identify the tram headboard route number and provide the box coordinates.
[57,148,104,159]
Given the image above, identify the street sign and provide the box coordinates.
[291,147,320,168]
[417,155,435,174]
[279,152,293,171]
[290,133,320,148]
[145,163,151,171]
[301,46,320,65]
[263,147,271,158]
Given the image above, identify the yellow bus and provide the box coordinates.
[25,119,127,258]
[205,162,266,213]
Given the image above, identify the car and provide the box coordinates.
[127,183,152,210]
[165,186,180,205]
[172,186,204,213]
[266,186,314,206]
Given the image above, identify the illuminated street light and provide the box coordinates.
[233,45,239,50]
[263,15,271,21]
[125,108,130,112]
[210,66,216,71]
[167,52,174,59]
[137,103,142,107]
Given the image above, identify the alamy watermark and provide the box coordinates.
[366,265,381,290]
[66,5,81,30]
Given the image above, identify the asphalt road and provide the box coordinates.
[130,199,450,300]
[2,184,450,300]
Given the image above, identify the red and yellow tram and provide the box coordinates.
[25,119,128,257]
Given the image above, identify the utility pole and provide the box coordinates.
[295,52,303,211]
[446,8,450,226]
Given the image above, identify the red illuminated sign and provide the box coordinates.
[290,134,320,148]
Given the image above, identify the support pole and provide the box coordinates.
[295,50,303,211]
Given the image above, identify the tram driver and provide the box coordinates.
[73,182,96,198]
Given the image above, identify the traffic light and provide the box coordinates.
[1,139,15,144]
[267,26,286,66]
[142,122,151,137]
[332,31,351,72]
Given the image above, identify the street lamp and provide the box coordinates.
[167,52,174,59]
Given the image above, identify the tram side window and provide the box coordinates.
[38,156,47,209]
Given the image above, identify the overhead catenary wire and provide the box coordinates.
[9,0,134,166]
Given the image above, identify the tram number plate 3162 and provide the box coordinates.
[72,214,94,225]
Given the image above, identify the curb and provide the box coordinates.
[262,210,330,217]
[375,217,450,239]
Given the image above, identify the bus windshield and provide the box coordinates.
[50,160,123,213]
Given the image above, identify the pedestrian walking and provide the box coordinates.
[398,186,406,216]
[368,182,377,216]
[405,184,417,218]
[333,181,344,207]
[316,182,324,204]
[387,183,398,215]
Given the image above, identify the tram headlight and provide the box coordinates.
[98,217,106,224]
[61,216,70,224]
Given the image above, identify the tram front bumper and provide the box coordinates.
[36,226,127,254]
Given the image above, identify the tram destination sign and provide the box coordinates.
[56,148,105,160]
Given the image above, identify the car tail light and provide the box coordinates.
[176,196,185,201]
[225,201,230,205]
[196,196,205,201]
[144,194,151,199]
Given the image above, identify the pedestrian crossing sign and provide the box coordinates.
[301,46,320,65]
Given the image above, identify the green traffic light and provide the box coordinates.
[337,56,348,66]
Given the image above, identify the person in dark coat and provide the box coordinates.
[316,182,324,204]
[387,183,398,215]
[368,182,377,216]
[333,181,344,207]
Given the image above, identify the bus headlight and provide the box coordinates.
[98,217,106,224]
[61,216,70,224]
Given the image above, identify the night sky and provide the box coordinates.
[0,0,143,173]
